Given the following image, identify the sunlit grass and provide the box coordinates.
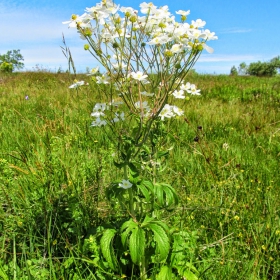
[0,71,280,279]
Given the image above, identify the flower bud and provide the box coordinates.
[71,14,77,20]
[196,44,203,51]
[115,17,121,24]
[129,15,137,23]
[84,44,90,50]
[164,50,173,57]
[181,15,187,22]
[112,42,119,49]
[158,22,166,28]
[83,28,92,37]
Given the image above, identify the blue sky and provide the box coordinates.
[1,0,279,74]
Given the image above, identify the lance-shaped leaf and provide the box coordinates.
[120,219,138,247]
[100,229,118,271]
[156,265,173,280]
[154,183,178,208]
[145,220,170,262]
[129,227,146,265]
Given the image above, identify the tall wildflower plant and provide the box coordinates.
[64,1,217,278]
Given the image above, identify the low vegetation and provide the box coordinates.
[231,56,280,77]
[0,71,280,279]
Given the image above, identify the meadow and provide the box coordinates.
[0,71,280,279]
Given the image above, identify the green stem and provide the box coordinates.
[124,164,135,219]
[140,255,147,280]
[13,234,16,280]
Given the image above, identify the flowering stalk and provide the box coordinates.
[65,0,218,216]
[64,1,217,277]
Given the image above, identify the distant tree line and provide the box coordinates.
[230,56,280,77]
[0,50,24,73]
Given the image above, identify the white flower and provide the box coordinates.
[147,35,170,45]
[139,2,157,14]
[158,104,175,120]
[172,90,185,99]
[135,101,150,111]
[187,84,201,95]
[202,43,214,54]
[91,117,107,127]
[96,75,110,84]
[176,10,190,16]
[191,19,206,28]
[87,66,99,75]
[112,27,131,38]
[170,44,183,54]
[222,143,229,150]
[112,62,127,69]
[180,82,191,91]
[91,111,105,118]
[112,112,125,123]
[130,71,148,82]
[119,179,133,189]
[69,80,85,88]
[93,103,107,112]
[172,105,184,116]
[120,6,138,15]
[62,13,91,28]
[203,29,218,40]
[189,29,206,40]
[158,104,184,120]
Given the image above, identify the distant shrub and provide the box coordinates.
[235,56,280,77]
[247,61,278,77]
[230,66,238,76]
[0,49,24,72]
[0,61,13,73]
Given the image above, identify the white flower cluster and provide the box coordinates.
[172,82,201,99]
[69,80,85,88]
[64,1,217,124]
[63,0,217,54]
[91,102,125,127]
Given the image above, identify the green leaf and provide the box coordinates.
[100,229,118,271]
[154,183,178,208]
[145,222,170,261]
[156,265,173,280]
[141,215,154,226]
[156,150,169,158]
[137,182,151,201]
[176,265,199,280]
[120,219,137,247]
[113,160,125,169]
[0,268,9,280]
[129,227,146,265]
[142,180,154,190]
[128,162,140,177]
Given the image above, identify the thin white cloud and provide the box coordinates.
[20,45,97,72]
[198,54,260,63]
[0,11,73,43]
[219,28,252,34]
[195,65,231,74]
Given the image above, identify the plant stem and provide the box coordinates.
[124,164,136,219]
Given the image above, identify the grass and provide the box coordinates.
[0,71,280,279]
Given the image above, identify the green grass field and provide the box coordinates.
[0,71,280,279]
